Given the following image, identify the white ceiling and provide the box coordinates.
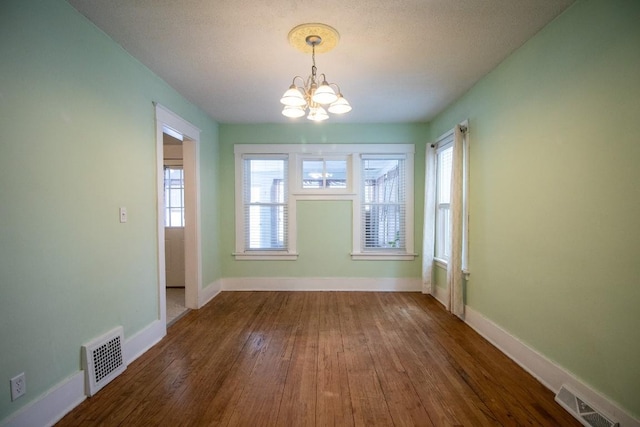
[67,0,575,124]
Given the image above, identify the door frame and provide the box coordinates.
[154,103,201,327]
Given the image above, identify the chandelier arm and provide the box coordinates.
[291,76,306,88]
[328,82,342,94]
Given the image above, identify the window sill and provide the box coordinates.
[233,252,298,261]
[433,257,471,278]
[351,252,418,261]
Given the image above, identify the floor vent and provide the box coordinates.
[81,326,127,396]
[555,385,618,427]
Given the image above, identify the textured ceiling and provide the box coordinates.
[67,0,575,124]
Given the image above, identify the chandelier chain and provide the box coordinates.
[311,42,317,79]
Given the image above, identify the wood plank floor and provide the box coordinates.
[57,292,580,426]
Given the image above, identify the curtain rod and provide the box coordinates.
[430,124,468,148]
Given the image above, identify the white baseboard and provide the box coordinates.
[430,284,448,307]
[2,371,85,427]
[222,277,421,292]
[123,319,165,365]
[464,305,639,427]
[198,279,222,308]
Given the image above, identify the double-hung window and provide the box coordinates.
[235,154,294,259]
[435,142,453,260]
[361,156,406,251]
[352,146,415,261]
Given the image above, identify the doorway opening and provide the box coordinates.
[163,135,188,324]
[155,104,201,330]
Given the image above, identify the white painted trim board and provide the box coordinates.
[199,280,223,308]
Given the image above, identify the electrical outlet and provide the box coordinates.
[10,372,26,401]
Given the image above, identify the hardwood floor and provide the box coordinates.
[57,292,580,426]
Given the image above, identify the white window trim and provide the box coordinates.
[233,151,298,260]
[351,150,416,261]
[234,144,416,261]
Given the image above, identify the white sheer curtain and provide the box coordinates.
[421,144,437,294]
[446,125,465,318]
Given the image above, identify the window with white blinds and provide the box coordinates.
[362,156,406,251]
[243,157,288,251]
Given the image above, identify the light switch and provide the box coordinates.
[119,207,127,223]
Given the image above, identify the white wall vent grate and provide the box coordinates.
[555,385,619,427]
[82,326,127,396]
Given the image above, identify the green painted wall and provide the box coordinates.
[3,0,637,422]
[0,0,220,420]
[430,0,640,417]
[219,123,429,278]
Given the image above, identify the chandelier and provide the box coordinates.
[280,24,352,121]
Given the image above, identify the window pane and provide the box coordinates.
[164,166,184,227]
[246,159,286,203]
[302,159,347,189]
[246,205,287,249]
[363,159,401,203]
[170,188,183,207]
[170,208,184,227]
[436,206,450,259]
[437,147,452,204]
[302,160,323,188]
[169,168,182,181]
[435,145,453,260]
[364,204,404,249]
[325,160,347,188]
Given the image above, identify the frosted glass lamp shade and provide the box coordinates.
[327,96,352,114]
[280,86,306,107]
[307,106,329,121]
[282,106,306,118]
[312,82,338,104]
